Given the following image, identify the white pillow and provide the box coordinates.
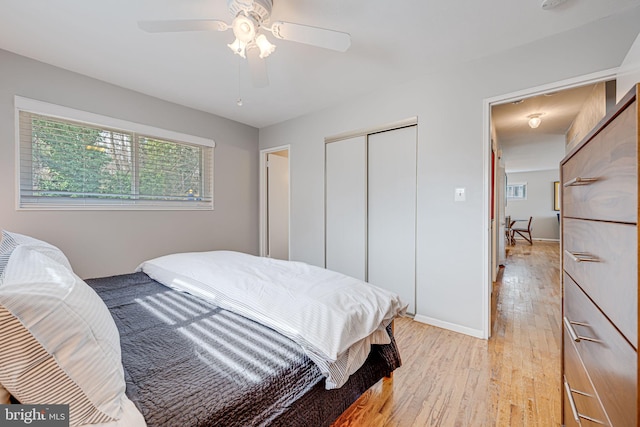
[0,230,72,281]
[0,246,126,426]
[84,398,147,427]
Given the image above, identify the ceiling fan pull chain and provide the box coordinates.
[236,56,243,107]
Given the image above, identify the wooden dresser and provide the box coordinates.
[560,83,638,426]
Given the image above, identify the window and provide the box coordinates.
[506,182,527,200]
[16,97,214,210]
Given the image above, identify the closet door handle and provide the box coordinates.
[563,377,608,425]
[564,250,600,263]
[564,317,601,343]
[563,176,599,187]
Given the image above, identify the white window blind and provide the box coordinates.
[16,97,214,210]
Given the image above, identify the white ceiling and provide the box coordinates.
[493,83,600,145]
[492,83,602,172]
[1,0,639,128]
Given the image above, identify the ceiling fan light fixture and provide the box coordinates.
[139,0,350,90]
[528,114,542,129]
[227,38,247,58]
[232,14,258,43]
[255,34,276,58]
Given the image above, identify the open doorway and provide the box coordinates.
[259,146,290,260]
[483,69,617,337]
[496,81,616,241]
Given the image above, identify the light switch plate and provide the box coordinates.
[455,187,466,202]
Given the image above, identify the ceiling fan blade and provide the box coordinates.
[270,21,351,52]
[246,47,269,88]
[138,19,229,33]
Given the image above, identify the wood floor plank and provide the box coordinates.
[332,241,561,427]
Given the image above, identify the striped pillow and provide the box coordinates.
[0,231,72,282]
[0,231,18,282]
[0,246,126,426]
[0,383,10,404]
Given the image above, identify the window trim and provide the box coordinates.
[14,96,215,211]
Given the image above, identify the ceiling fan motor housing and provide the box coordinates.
[228,0,272,24]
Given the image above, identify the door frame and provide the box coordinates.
[259,145,291,258]
[482,67,617,339]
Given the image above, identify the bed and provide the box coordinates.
[0,231,405,427]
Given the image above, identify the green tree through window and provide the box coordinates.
[139,137,203,201]
[32,118,133,198]
[19,108,213,209]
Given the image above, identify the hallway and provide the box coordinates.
[333,241,562,426]
[491,241,562,425]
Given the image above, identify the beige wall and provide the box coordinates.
[565,82,606,151]
[0,49,260,278]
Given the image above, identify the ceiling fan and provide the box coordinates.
[138,0,351,88]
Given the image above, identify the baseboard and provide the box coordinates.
[413,314,486,339]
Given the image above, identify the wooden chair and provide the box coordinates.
[504,215,515,245]
[511,216,533,245]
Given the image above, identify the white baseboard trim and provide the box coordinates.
[413,314,486,339]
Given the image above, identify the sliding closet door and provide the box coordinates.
[367,126,417,313]
[325,136,367,281]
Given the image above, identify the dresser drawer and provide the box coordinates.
[564,274,637,426]
[563,333,610,426]
[562,100,637,223]
[563,218,638,347]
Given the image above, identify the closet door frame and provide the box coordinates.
[325,117,418,310]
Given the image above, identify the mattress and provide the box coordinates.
[85,272,401,427]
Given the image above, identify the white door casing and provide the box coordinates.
[259,146,290,259]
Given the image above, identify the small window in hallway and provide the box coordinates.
[506,182,527,200]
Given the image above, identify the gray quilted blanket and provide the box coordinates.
[86,272,401,427]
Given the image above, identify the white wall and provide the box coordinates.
[501,134,564,241]
[0,49,260,278]
[501,135,566,173]
[506,170,560,241]
[617,30,640,100]
[258,10,640,337]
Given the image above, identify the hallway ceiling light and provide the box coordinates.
[528,114,543,129]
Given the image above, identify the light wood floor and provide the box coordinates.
[332,241,562,426]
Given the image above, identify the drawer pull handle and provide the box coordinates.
[564,317,601,343]
[563,377,608,425]
[564,250,600,263]
[563,176,599,187]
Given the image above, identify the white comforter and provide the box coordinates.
[137,251,406,389]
